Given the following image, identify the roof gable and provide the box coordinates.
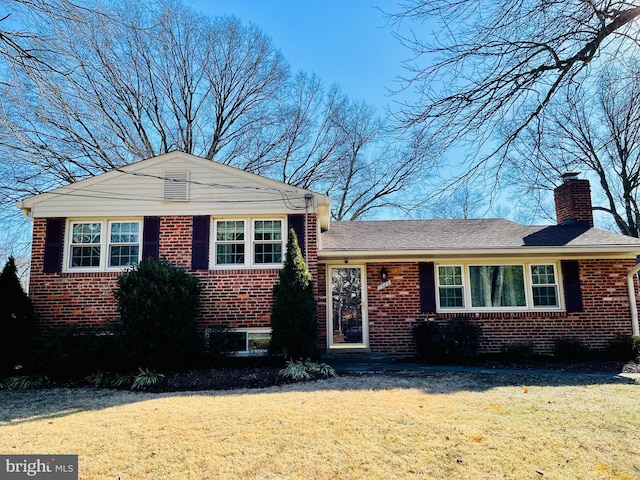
[17,152,331,227]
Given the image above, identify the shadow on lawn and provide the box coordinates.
[0,366,636,425]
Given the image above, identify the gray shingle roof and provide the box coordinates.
[320,219,640,253]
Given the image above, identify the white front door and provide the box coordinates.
[328,265,368,348]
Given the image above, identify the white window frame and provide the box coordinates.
[205,328,272,357]
[65,219,142,272]
[213,219,247,267]
[211,217,286,269]
[437,265,465,310]
[252,219,285,266]
[530,264,560,308]
[435,262,563,312]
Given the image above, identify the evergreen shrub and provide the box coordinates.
[0,256,35,374]
[413,316,481,364]
[554,337,590,361]
[268,229,318,361]
[115,257,202,370]
[606,335,640,362]
[500,341,536,362]
[32,325,122,376]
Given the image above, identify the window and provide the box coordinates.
[438,266,464,308]
[109,222,140,267]
[68,220,141,270]
[469,265,526,307]
[213,218,285,268]
[206,328,271,356]
[436,262,561,311]
[254,220,283,264]
[70,222,101,267]
[215,220,245,265]
[531,264,559,307]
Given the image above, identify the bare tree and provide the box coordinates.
[0,0,287,198]
[234,72,438,220]
[505,64,640,236]
[389,0,640,170]
[0,0,440,231]
[429,183,487,219]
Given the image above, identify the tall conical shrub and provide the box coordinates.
[0,256,35,373]
[269,229,318,360]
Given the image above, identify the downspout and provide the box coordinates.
[626,263,640,336]
[303,194,313,265]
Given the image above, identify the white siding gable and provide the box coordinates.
[17,152,331,228]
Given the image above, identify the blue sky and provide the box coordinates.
[190,0,412,112]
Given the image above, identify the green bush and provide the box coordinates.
[204,324,236,365]
[413,317,481,364]
[500,341,536,362]
[606,335,640,362]
[115,257,202,370]
[269,229,317,361]
[413,320,444,363]
[554,337,590,361]
[0,256,35,374]
[32,325,123,377]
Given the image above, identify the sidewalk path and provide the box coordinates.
[327,360,640,381]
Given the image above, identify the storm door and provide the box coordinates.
[328,266,368,348]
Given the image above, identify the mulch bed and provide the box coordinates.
[157,366,298,392]
[6,358,638,393]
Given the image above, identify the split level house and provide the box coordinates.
[16,151,640,357]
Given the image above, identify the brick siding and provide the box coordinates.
[28,215,638,357]
[318,260,638,357]
[29,215,319,333]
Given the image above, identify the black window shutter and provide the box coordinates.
[43,218,65,273]
[418,262,436,313]
[561,260,583,313]
[288,214,306,256]
[142,217,160,261]
[191,215,210,270]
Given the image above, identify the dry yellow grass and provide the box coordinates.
[1,371,639,479]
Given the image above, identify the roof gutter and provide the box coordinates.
[318,246,640,260]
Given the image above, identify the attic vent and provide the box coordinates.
[164,171,189,201]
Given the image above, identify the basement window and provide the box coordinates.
[205,328,271,356]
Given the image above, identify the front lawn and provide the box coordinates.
[1,371,638,479]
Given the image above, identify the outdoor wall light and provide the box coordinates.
[380,267,388,281]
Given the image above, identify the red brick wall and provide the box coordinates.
[29,218,120,329]
[318,260,638,357]
[159,216,193,266]
[554,178,594,227]
[29,215,319,333]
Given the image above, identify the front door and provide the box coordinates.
[328,266,368,348]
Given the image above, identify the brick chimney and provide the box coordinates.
[553,172,593,227]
